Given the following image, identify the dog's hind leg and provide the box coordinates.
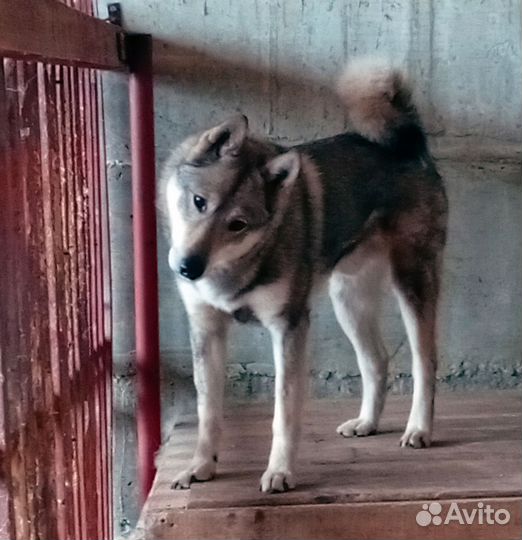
[391,249,441,449]
[172,299,230,489]
[330,249,389,438]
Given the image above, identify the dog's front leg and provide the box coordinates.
[172,302,229,489]
[260,314,309,493]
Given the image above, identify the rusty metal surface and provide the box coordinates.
[0,2,113,538]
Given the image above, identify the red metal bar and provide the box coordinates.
[127,33,162,503]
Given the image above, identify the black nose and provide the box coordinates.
[179,255,206,280]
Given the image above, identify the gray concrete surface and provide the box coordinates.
[98,0,522,534]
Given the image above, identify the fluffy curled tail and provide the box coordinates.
[336,58,427,159]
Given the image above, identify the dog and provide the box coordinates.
[159,58,448,493]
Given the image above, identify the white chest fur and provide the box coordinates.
[178,277,290,327]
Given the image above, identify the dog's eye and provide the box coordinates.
[193,195,207,212]
[228,219,248,232]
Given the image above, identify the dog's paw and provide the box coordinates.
[171,459,217,489]
[336,417,377,437]
[400,428,431,449]
[260,468,296,493]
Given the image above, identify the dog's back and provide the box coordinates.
[297,133,445,272]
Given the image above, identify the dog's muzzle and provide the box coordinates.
[178,255,206,280]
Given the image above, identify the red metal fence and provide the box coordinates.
[0,2,114,538]
[0,1,162,537]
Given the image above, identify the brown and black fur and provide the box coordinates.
[161,58,448,492]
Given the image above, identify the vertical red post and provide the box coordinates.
[127,34,161,503]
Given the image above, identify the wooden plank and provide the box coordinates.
[0,0,124,70]
[150,392,522,511]
[140,392,522,539]
[0,57,13,540]
[142,497,522,540]
[41,62,77,539]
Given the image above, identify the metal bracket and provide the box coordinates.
[107,3,122,26]
[106,3,126,64]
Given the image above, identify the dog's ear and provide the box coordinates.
[187,115,248,164]
[262,151,301,212]
[263,151,301,185]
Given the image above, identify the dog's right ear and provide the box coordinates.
[262,151,301,213]
[187,115,248,164]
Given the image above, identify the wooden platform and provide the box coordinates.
[136,391,521,539]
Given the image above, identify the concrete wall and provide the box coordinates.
[99,0,522,534]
